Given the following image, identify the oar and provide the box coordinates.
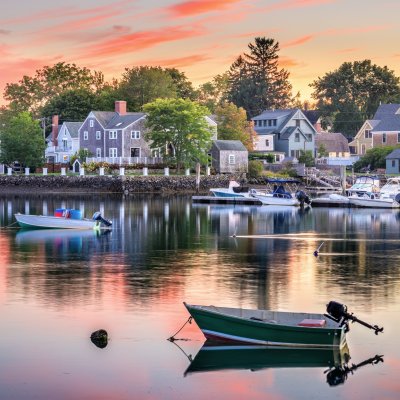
[313,241,325,257]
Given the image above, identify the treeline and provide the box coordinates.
[2,36,400,139]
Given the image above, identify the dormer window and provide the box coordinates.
[364,130,372,139]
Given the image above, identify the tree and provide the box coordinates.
[143,98,212,172]
[40,88,99,123]
[165,68,196,100]
[353,146,397,172]
[310,60,400,138]
[4,62,104,116]
[117,66,177,111]
[0,112,46,167]
[214,102,256,151]
[196,73,230,112]
[227,37,293,118]
[298,150,315,167]
[317,143,328,157]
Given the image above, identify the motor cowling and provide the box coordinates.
[395,193,400,204]
[296,190,311,205]
[326,301,348,321]
[92,211,113,227]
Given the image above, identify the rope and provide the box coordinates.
[167,316,193,342]
[1,221,19,229]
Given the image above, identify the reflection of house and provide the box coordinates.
[251,109,316,161]
[349,104,400,155]
[385,148,400,174]
[210,140,248,174]
[45,116,82,163]
[315,132,353,165]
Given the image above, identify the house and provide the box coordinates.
[45,121,82,163]
[252,108,317,161]
[385,148,400,174]
[315,132,353,166]
[349,104,400,154]
[210,140,248,174]
[79,101,151,162]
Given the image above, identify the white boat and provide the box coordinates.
[250,179,311,207]
[379,177,400,200]
[14,210,112,230]
[348,193,400,208]
[312,193,350,207]
[346,175,380,196]
[210,181,251,198]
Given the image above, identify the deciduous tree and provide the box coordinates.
[143,98,212,172]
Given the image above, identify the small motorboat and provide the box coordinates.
[210,181,251,198]
[250,179,311,207]
[348,192,400,208]
[183,301,383,348]
[14,209,112,230]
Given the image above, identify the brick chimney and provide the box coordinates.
[52,115,59,146]
[115,100,127,115]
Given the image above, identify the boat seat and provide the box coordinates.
[298,319,326,327]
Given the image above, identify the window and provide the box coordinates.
[268,120,272,127]
[361,144,366,154]
[131,131,140,139]
[109,130,117,139]
[263,120,267,127]
[96,131,101,140]
[272,119,277,126]
[254,120,258,127]
[131,147,140,157]
[89,120,94,127]
[365,130,371,139]
[382,133,386,143]
[294,132,300,142]
[397,133,400,143]
[296,119,300,127]
[392,160,396,168]
[83,131,88,140]
[265,139,270,147]
[96,148,101,157]
[306,134,312,142]
[109,148,117,157]
[228,154,235,164]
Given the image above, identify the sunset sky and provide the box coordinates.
[1,0,400,106]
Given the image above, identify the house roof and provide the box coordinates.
[64,122,83,138]
[106,113,145,129]
[280,126,297,140]
[385,148,400,159]
[302,110,321,125]
[315,132,350,152]
[212,140,247,151]
[372,104,400,132]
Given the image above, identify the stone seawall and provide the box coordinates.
[0,175,244,194]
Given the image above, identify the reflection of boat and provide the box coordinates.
[184,341,350,376]
[15,229,105,244]
[184,301,383,348]
[250,179,311,207]
[210,181,251,198]
[14,210,112,229]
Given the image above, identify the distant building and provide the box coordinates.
[385,148,400,174]
[315,132,354,166]
[210,140,248,174]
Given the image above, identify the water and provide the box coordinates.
[0,194,399,399]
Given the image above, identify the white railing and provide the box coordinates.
[85,157,164,165]
[316,156,359,166]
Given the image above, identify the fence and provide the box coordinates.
[86,157,163,165]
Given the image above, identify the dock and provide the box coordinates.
[192,196,262,205]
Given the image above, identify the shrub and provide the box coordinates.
[248,160,264,179]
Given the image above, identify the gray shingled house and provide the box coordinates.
[210,140,248,174]
[79,101,152,162]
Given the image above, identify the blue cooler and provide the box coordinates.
[69,209,82,220]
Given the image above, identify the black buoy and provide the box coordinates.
[313,241,324,257]
[90,329,108,349]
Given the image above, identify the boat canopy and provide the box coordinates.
[265,178,301,184]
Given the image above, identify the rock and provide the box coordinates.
[90,329,108,349]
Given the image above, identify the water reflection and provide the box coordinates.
[184,341,350,376]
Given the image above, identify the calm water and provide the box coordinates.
[0,194,399,399]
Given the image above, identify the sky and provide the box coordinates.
[1,0,400,106]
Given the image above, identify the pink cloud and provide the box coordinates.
[279,56,303,68]
[167,0,243,17]
[261,0,336,13]
[134,54,212,68]
[80,25,206,59]
[283,35,314,48]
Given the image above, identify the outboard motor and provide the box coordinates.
[395,193,400,204]
[325,301,383,335]
[296,190,311,207]
[92,211,113,227]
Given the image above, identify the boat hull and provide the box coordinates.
[210,189,248,198]
[184,303,346,348]
[251,193,300,206]
[349,197,399,208]
[15,214,100,230]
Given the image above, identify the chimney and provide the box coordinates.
[52,115,59,147]
[115,100,127,115]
